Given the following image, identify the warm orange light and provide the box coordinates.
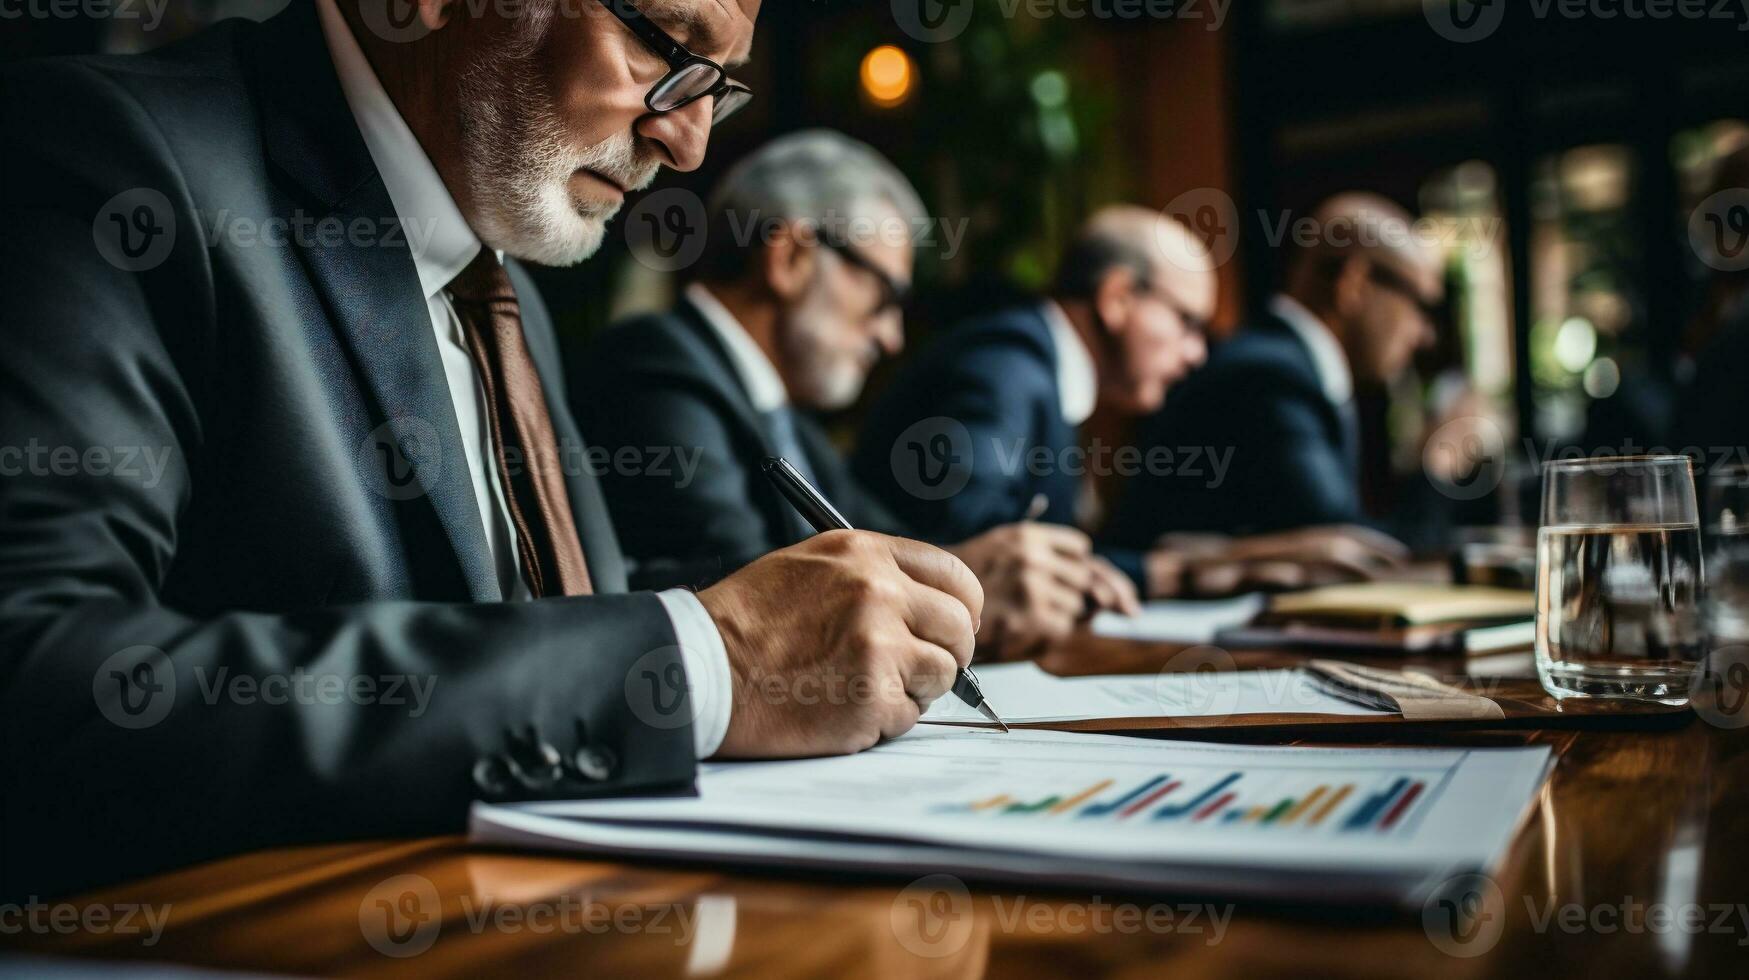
[860,45,915,108]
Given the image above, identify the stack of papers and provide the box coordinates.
[921,662,1389,725]
[472,727,1552,907]
[1090,594,1267,642]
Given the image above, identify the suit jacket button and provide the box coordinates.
[473,756,513,799]
[572,744,618,782]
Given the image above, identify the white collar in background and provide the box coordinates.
[1269,293,1354,406]
[686,283,789,413]
[316,0,481,301]
[1040,299,1098,427]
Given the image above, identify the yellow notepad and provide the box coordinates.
[1263,582,1535,628]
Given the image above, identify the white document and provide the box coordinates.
[1090,593,1266,642]
[921,662,1388,724]
[471,727,1551,906]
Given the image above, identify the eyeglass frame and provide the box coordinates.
[593,0,754,123]
[819,236,912,315]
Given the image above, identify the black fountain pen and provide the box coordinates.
[762,456,1010,732]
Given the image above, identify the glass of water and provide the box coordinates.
[1536,455,1703,703]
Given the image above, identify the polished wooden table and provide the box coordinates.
[9,635,1747,978]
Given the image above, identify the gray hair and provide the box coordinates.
[698,129,927,282]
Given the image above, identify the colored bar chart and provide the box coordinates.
[942,767,1439,835]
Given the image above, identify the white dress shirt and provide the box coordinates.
[686,283,789,412]
[316,0,729,758]
[1039,300,1098,426]
[1268,294,1354,407]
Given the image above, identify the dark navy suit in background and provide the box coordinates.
[852,306,1145,587]
[1102,312,1361,550]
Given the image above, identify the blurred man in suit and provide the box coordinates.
[1,0,983,900]
[1677,141,1749,454]
[578,131,1137,659]
[853,207,1404,597]
[853,207,1210,596]
[1103,193,1442,553]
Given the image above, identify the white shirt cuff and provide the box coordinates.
[654,589,732,759]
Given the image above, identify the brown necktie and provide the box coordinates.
[448,251,593,597]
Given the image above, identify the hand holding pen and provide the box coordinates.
[762,457,1011,731]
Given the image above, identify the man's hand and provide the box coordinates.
[947,523,1102,661]
[1146,525,1409,597]
[698,531,982,759]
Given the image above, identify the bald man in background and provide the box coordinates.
[1103,193,1443,551]
[853,207,1219,599]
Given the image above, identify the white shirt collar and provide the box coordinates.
[1269,294,1354,406]
[686,283,789,413]
[315,0,481,301]
[1039,299,1098,427]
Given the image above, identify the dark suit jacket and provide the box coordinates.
[0,4,695,900]
[1102,312,1361,548]
[851,305,1145,587]
[572,299,906,590]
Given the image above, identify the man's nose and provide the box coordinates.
[635,100,713,172]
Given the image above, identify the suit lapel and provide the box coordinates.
[251,3,498,601]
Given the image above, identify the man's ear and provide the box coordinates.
[1330,256,1374,317]
[760,221,817,302]
[418,0,454,31]
[1093,266,1137,336]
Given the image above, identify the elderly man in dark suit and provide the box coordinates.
[577,131,1138,659]
[1102,193,1443,554]
[0,0,985,901]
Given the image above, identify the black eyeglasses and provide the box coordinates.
[1135,276,1210,335]
[594,0,753,124]
[1367,263,1442,321]
[821,237,911,315]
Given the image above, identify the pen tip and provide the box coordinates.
[977,701,1010,733]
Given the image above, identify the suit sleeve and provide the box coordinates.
[581,365,777,589]
[862,342,1047,542]
[0,63,697,900]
